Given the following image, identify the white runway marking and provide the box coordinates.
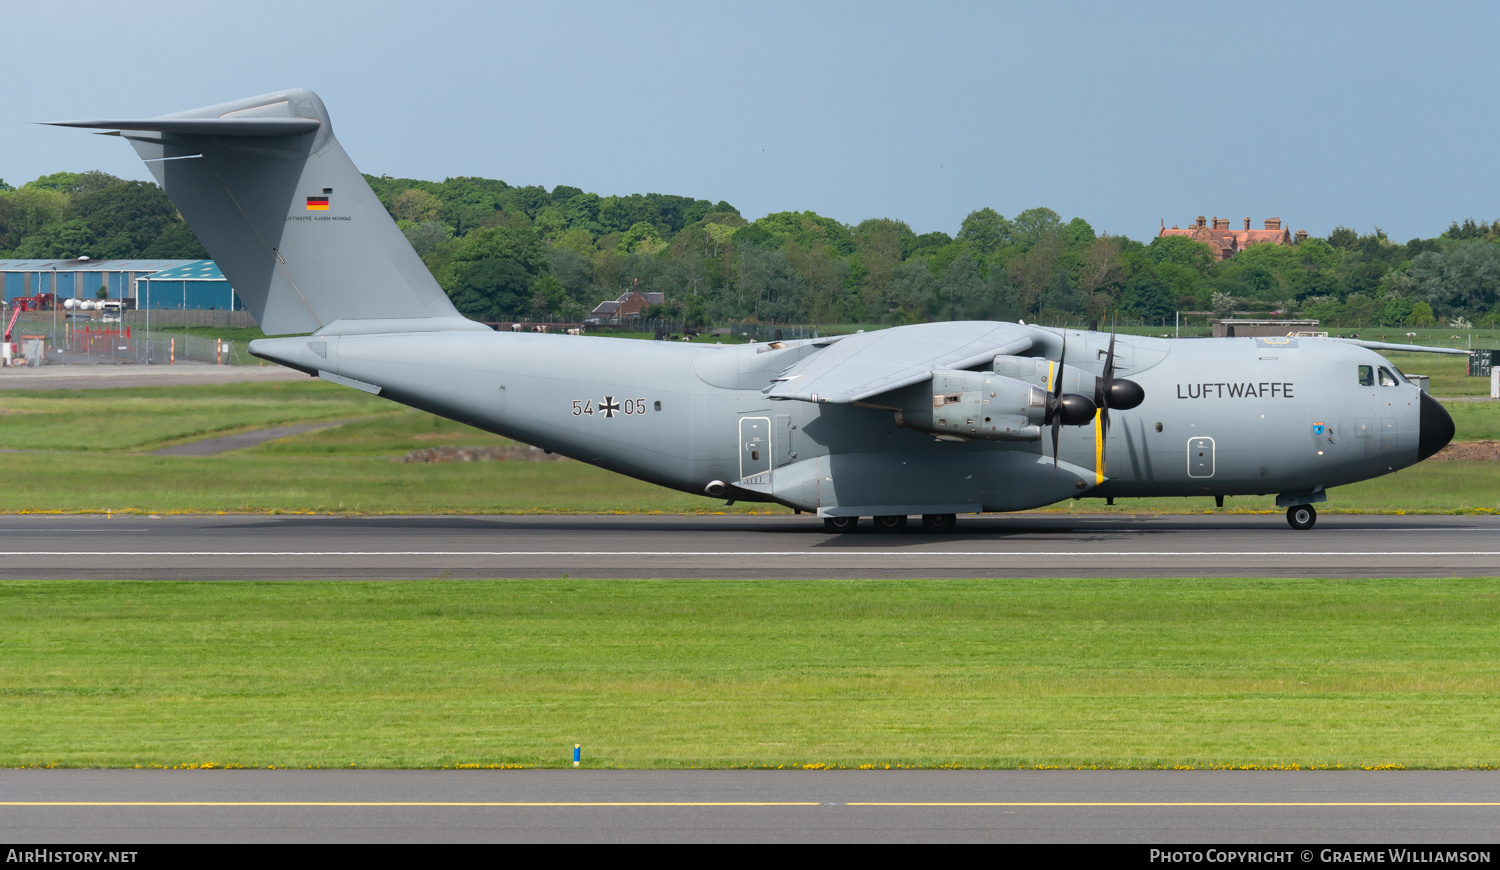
[3,550,1500,557]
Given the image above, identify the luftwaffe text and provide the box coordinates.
[1176,382,1295,399]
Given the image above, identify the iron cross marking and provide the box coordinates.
[601,396,621,418]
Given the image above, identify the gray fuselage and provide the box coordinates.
[252,323,1447,516]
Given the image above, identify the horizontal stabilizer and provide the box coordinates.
[43,118,320,137]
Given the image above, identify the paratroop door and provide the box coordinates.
[740,416,771,485]
[1187,436,1215,478]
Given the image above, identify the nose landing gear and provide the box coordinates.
[1286,504,1317,530]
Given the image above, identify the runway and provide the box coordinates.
[0,513,1497,579]
[2,769,1497,843]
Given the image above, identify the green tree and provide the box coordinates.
[392,188,444,223]
[1409,300,1437,326]
[732,246,803,323]
[400,220,451,257]
[449,258,534,321]
[939,256,984,320]
[1063,217,1095,249]
[530,273,569,319]
[852,218,913,310]
[553,227,595,258]
[1120,266,1176,322]
[755,211,856,256]
[617,221,666,255]
[886,260,937,321]
[1342,293,1378,325]
[1379,295,1413,326]
[1147,235,1215,272]
[14,218,96,258]
[1327,226,1359,249]
[1011,207,1063,251]
[956,208,1014,255]
[0,185,67,251]
[1008,233,1066,314]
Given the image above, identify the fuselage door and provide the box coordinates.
[1187,436,1215,478]
[740,416,771,485]
[1381,418,1399,452]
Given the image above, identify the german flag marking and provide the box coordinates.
[306,196,330,211]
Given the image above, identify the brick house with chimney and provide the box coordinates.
[589,279,664,324]
[1158,216,1308,260]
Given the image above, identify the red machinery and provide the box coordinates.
[10,294,55,312]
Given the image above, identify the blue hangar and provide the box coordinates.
[0,259,241,310]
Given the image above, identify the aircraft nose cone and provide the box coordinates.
[1417,392,1455,461]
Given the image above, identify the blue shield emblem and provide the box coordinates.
[1312,423,1325,435]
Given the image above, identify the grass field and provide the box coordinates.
[2,577,1497,770]
[0,380,1495,514]
[0,381,394,452]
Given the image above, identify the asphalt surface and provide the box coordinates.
[0,513,1496,579]
[150,420,353,456]
[1,770,1497,843]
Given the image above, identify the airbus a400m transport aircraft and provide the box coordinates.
[52,89,1460,531]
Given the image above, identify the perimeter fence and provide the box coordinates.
[11,321,252,366]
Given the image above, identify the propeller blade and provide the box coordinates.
[1051,335,1066,472]
[1052,334,1066,403]
[1093,330,1116,476]
[1052,413,1061,474]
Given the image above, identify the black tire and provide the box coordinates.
[823,516,859,533]
[921,513,957,533]
[1286,504,1317,530]
[873,515,908,532]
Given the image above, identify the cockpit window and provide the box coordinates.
[1378,366,1398,387]
[1358,365,1374,386]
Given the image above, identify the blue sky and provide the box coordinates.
[8,1,1497,242]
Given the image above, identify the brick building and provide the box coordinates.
[589,280,664,324]
[1159,216,1308,260]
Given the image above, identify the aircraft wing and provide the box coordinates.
[1329,338,1468,355]
[766,321,1034,403]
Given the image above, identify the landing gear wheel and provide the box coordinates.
[921,513,957,533]
[1286,504,1317,530]
[823,516,859,533]
[873,515,908,533]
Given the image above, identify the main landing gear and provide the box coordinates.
[1286,504,1317,530]
[822,514,957,534]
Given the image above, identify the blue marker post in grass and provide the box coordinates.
[573,744,581,768]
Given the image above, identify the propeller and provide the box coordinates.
[1091,330,1146,475]
[1045,335,1097,471]
[1048,338,1065,471]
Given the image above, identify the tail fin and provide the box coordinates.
[49,89,485,336]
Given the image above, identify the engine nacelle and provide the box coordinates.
[895,369,1046,441]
